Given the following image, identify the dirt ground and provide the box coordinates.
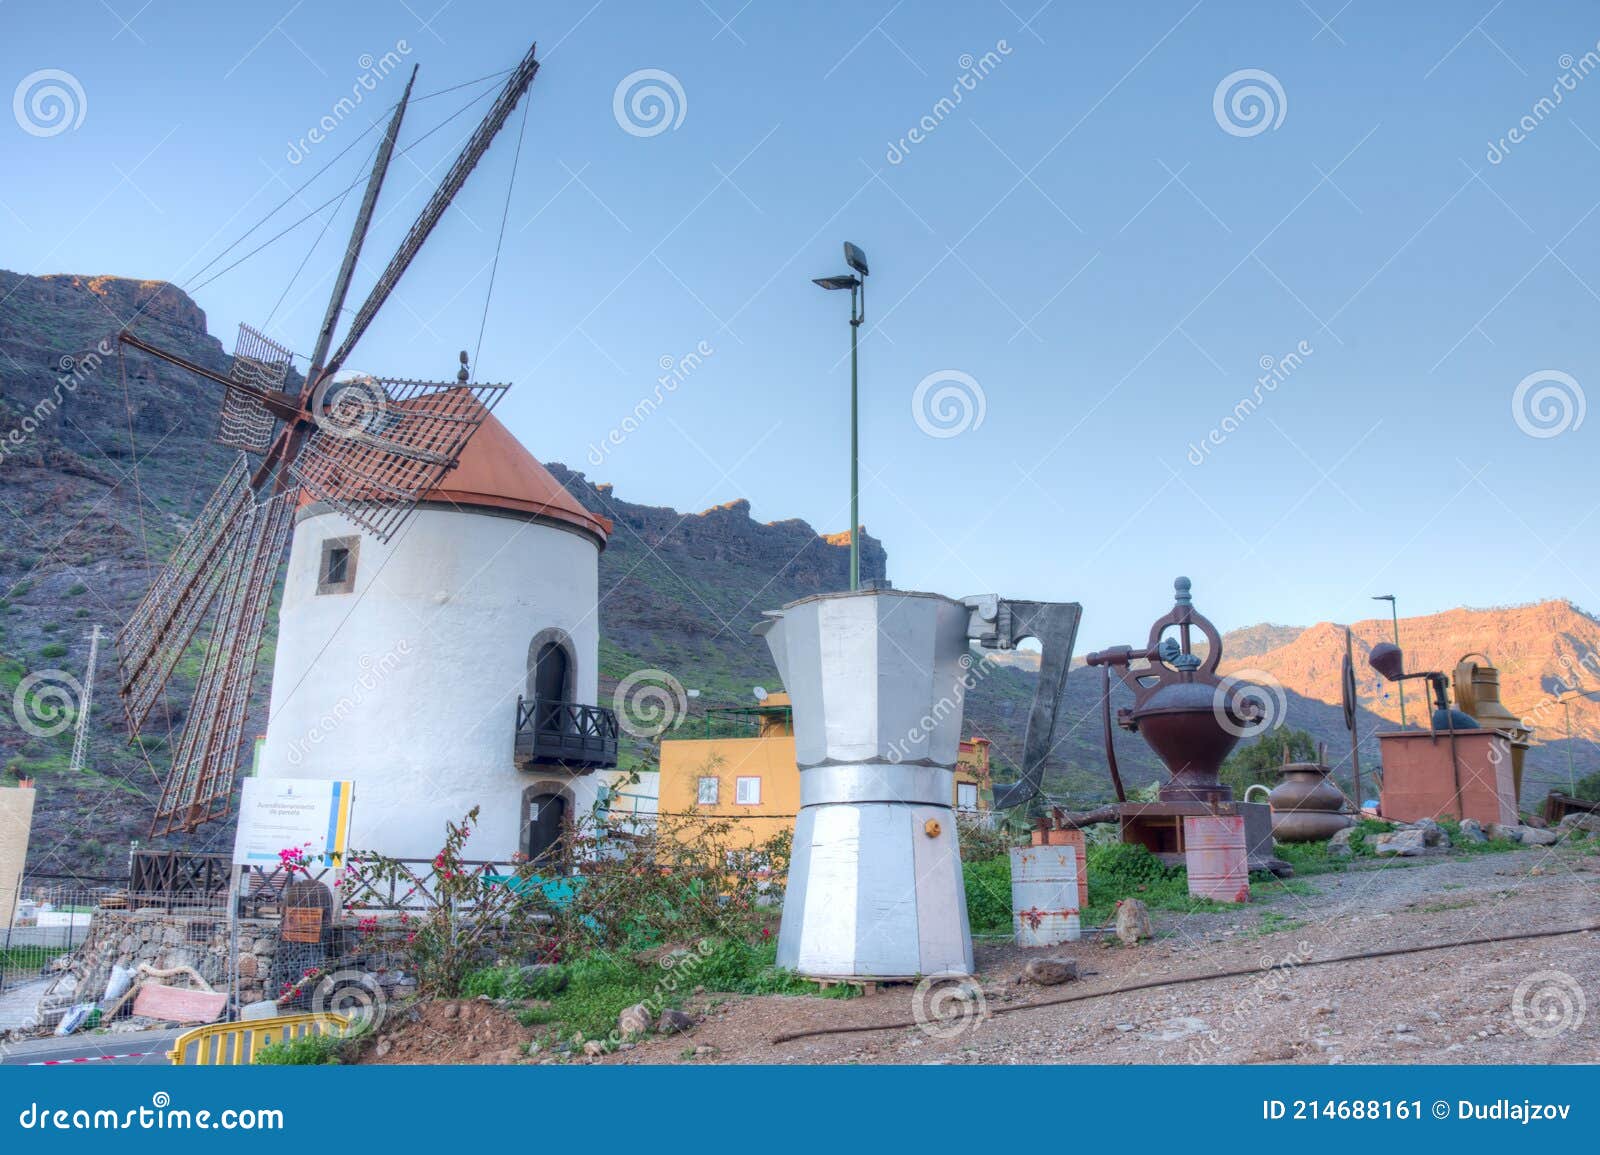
[605,840,1600,1065]
[361,996,534,1065]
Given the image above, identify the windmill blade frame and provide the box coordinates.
[216,323,292,454]
[151,491,296,836]
[288,377,509,541]
[116,456,255,737]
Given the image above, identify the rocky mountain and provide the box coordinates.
[1217,600,1600,804]
[4,272,1590,878]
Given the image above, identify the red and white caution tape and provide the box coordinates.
[26,1051,159,1065]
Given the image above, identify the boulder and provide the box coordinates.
[656,1008,695,1034]
[1522,813,1548,829]
[1021,958,1079,986]
[1457,818,1488,843]
[1372,829,1427,856]
[1415,818,1449,847]
[582,1040,605,1057]
[1486,823,1522,843]
[1558,812,1600,834]
[617,1003,652,1036]
[1328,826,1357,848]
[1513,825,1558,846]
[1115,899,1153,945]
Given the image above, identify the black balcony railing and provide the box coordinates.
[514,695,619,770]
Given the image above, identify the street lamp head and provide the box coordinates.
[843,241,869,277]
[813,275,860,291]
[1372,594,1395,603]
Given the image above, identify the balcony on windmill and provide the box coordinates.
[513,696,619,770]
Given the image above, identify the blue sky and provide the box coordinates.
[3,0,1598,648]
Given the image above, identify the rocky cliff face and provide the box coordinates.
[1218,600,1600,802]
[1,271,244,875]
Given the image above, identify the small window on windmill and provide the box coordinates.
[735,776,761,805]
[697,776,719,805]
[317,535,360,595]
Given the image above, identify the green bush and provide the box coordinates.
[963,856,1013,935]
[460,963,569,1002]
[253,1032,348,1065]
[37,643,67,660]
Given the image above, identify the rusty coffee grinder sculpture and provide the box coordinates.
[1077,577,1282,871]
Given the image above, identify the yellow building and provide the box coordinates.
[656,695,993,850]
[0,780,38,927]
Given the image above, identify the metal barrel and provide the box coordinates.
[1009,845,1081,946]
[1182,815,1249,904]
[1036,828,1089,910]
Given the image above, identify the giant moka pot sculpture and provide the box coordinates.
[755,589,1080,979]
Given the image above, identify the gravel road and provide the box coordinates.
[614,839,1600,1065]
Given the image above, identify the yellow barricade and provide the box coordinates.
[168,1012,350,1065]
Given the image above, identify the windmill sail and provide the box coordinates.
[151,491,296,836]
[288,378,509,541]
[217,323,291,454]
[116,457,255,736]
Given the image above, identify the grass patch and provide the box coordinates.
[1246,910,1307,938]
[494,937,846,1051]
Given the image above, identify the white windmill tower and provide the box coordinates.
[112,41,619,863]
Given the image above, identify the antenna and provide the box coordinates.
[68,624,100,777]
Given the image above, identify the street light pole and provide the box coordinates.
[848,276,863,591]
[1373,594,1406,726]
[814,242,870,592]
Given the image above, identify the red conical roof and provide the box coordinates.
[423,412,611,543]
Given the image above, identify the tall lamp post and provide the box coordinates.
[813,241,870,591]
[1372,594,1405,726]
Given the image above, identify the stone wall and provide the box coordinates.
[72,908,282,1007]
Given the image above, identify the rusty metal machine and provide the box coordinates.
[1453,652,1532,800]
[1073,577,1282,871]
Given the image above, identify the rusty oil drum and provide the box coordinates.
[1009,845,1082,945]
[1182,814,1249,904]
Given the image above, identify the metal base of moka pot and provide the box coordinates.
[755,588,1080,979]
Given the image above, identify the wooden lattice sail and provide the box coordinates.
[217,323,290,454]
[289,379,508,541]
[151,491,295,836]
[116,456,254,737]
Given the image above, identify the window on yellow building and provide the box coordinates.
[697,777,719,805]
[735,776,761,805]
[957,782,978,811]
